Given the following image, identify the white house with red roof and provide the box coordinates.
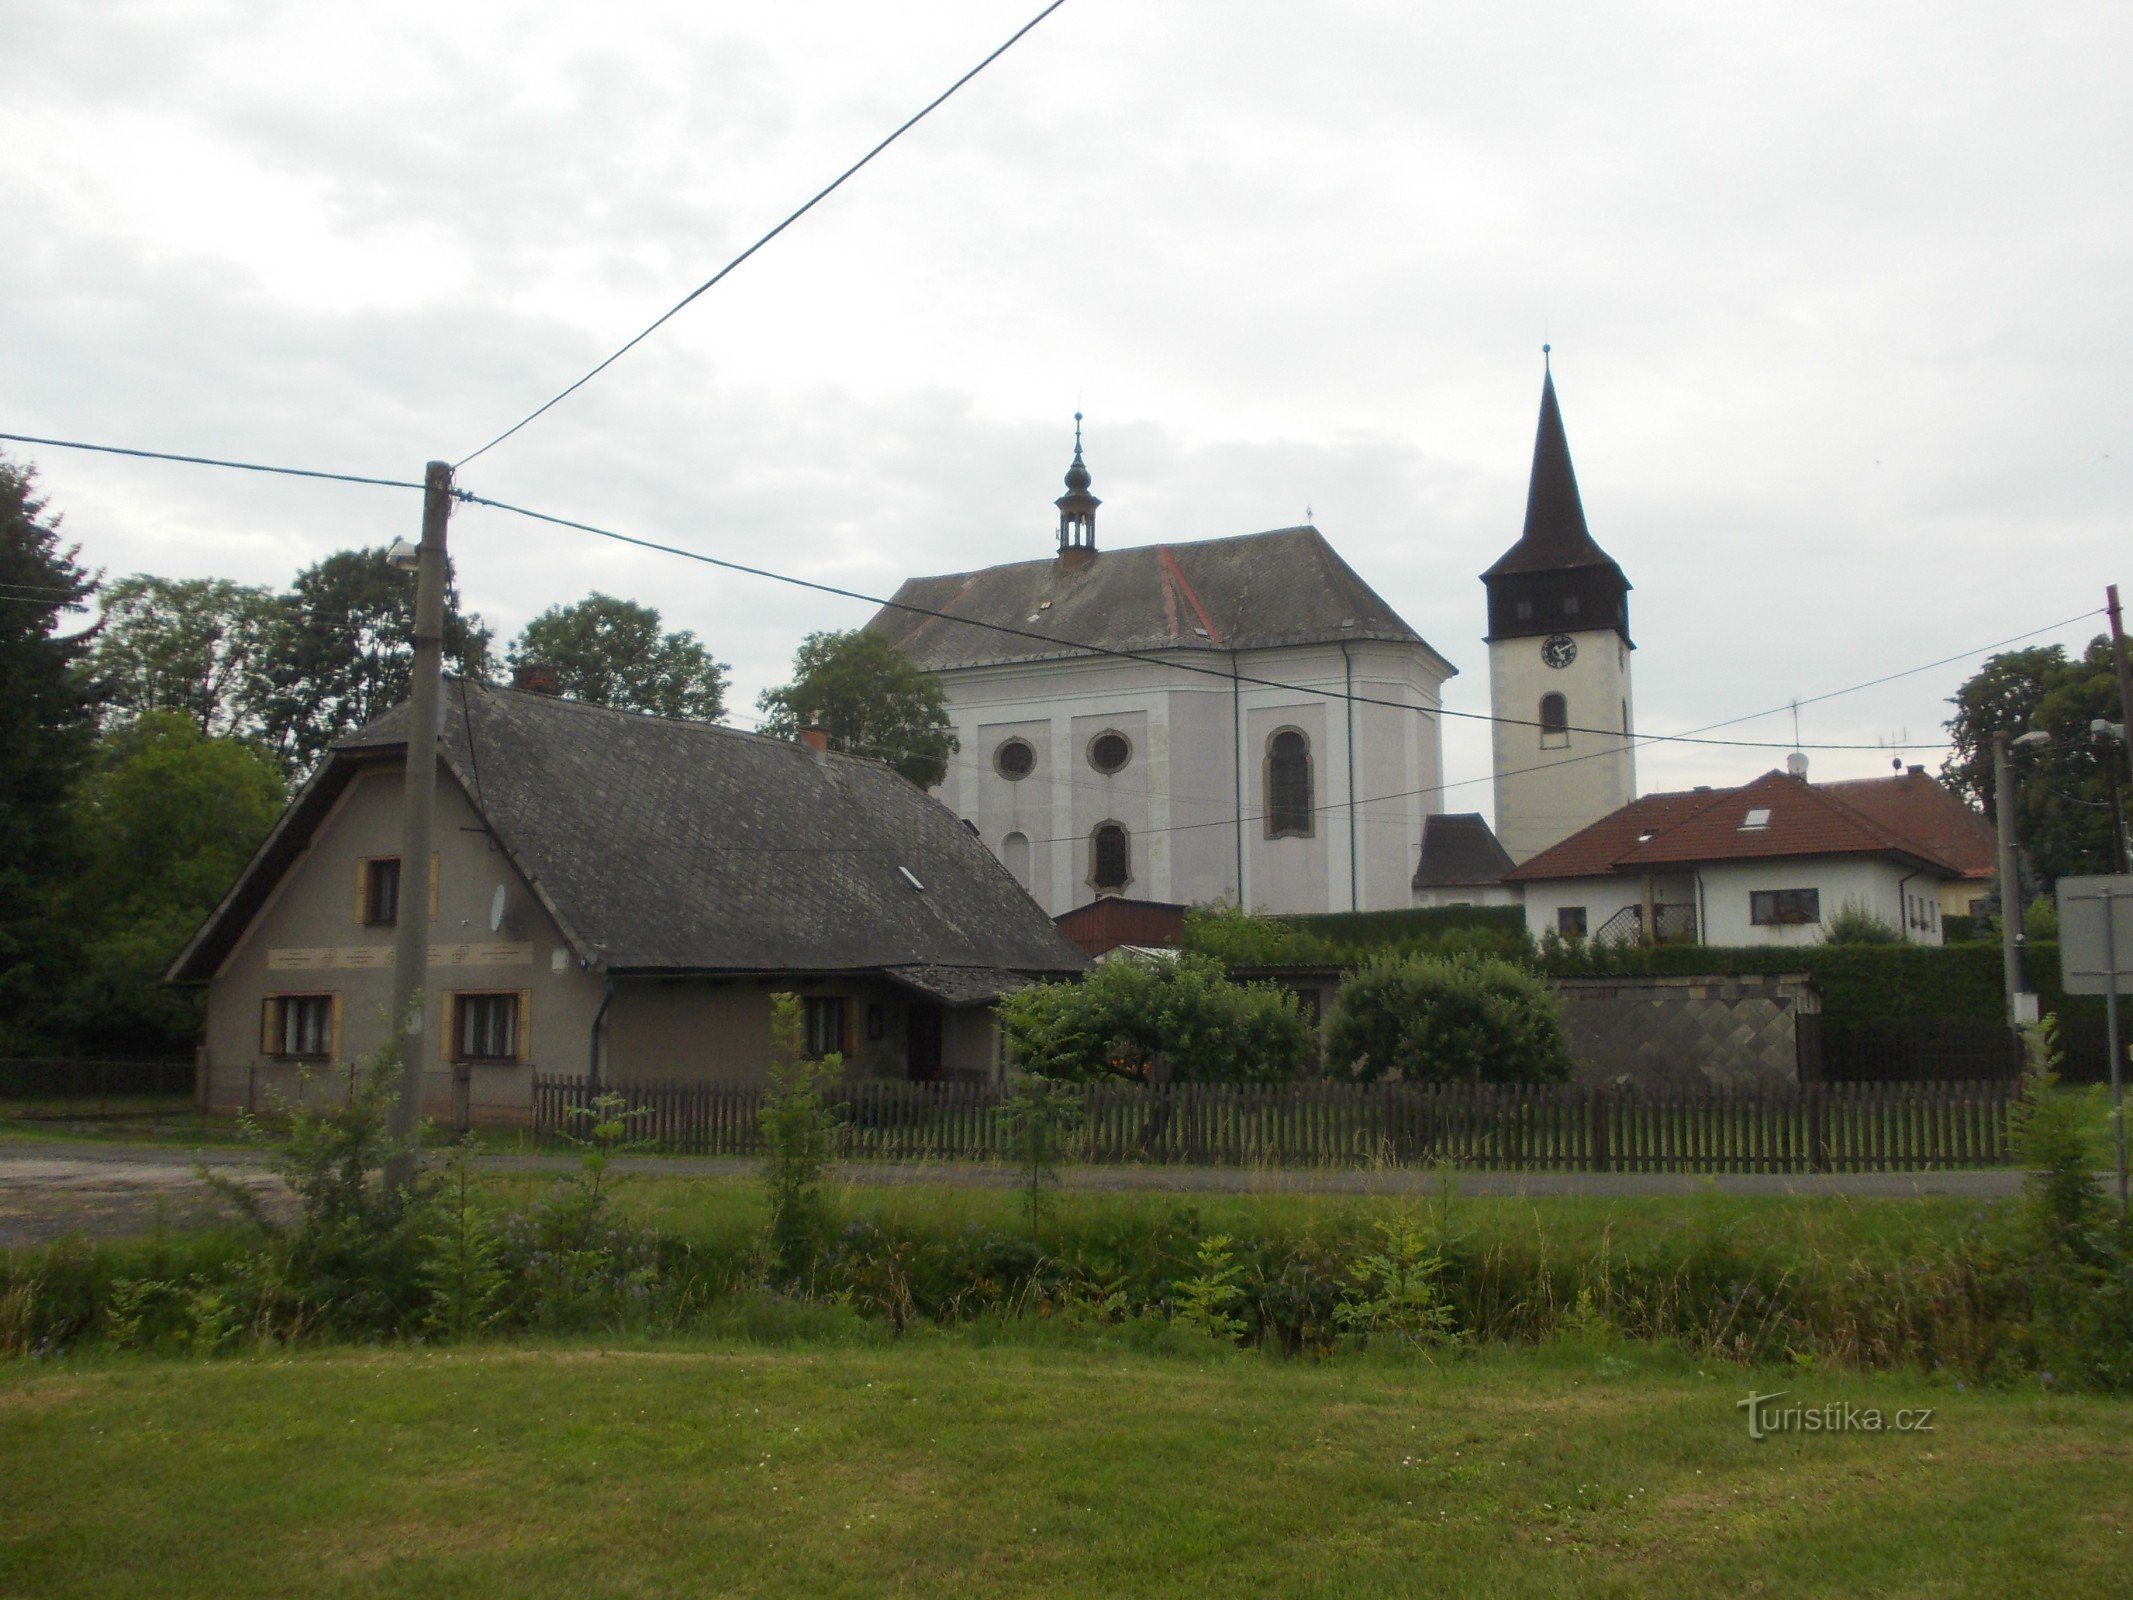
[1505,765,1988,947]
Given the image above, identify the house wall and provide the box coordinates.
[1490,626,1636,864]
[1520,857,1950,947]
[1698,857,1947,946]
[934,639,1447,919]
[199,763,606,1124]
[1412,883,1523,910]
[603,977,1002,1087]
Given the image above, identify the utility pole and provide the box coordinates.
[1995,731,2030,1029]
[2108,585,2133,806]
[384,460,453,1191]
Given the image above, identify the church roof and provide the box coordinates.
[1412,813,1516,890]
[1482,365,1626,581]
[169,680,1089,984]
[871,526,1447,673]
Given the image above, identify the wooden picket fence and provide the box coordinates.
[531,1075,2018,1174]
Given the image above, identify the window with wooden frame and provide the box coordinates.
[261,994,339,1061]
[1557,906,1588,938]
[1090,822,1131,891]
[1539,693,1570,749]
[803,996,848,1060]
[1749,888,1821,927]
[358,857,400,926]
[1265,729,1313,838]
[446,991,529,1064]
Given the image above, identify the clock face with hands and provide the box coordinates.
[1541,633,1578,669]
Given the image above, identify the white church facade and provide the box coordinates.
[868,368,1640,920]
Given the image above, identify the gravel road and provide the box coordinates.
[0,1138,2032,1248]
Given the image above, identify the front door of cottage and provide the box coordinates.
[906,1003,944,1082]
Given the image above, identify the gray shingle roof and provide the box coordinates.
[171,682,1088,984]
[869,526,1448,674]
[1412,813,1516,890]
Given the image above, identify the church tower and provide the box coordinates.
[1483,353,1635,863]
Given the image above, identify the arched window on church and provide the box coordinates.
[1002,831,1031,890]
[1539,693,1570,749]
[1266,729,1314,838]
[1091,823,1130,892]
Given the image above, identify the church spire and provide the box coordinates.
[1480,351,1631,642]
[1055,412,1099,556]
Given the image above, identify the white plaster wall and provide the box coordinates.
[1698,857,1949,947]
[1491,628,1636,864]
[932,638,1448,917]
[1517,877,1647,943]
[1414,883,1523,909]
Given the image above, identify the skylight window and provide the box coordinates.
[1740,808,1772,830]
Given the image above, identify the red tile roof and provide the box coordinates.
[1504,769,1985,883]
[1820,771,1997,881]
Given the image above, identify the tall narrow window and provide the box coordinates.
[1539,693,1569,749]
[454,993,521,1062]
[1002,831,1031,890]
[1091,823,1130,891]
[363,858,400,926]
[1265,729,1313,838]
[802,996,847,1059]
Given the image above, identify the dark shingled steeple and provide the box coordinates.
[1481,352,1631,644]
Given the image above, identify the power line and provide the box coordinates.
[453,0,1074,470]
[455,488,1988,753]
[703,606,2096,850]
[0,431,425,492]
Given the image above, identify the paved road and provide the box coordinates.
[0,1138,2038,1247]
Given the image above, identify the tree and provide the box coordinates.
[508,593,727,720]
[92,574,280,738]
[1944,639,2132,887]
[256,547,492,775]
[0,457,101,1050]
[56,714,286,1055]
[997,953,1311,1084]
[1322,952,1573,1084]
[757,629,957,789]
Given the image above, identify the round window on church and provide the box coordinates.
[994,738,1036,780]
[1089,731,1132,775]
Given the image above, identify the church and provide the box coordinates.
[866,363,1637,918]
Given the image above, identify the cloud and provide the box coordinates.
[4,0,2125,825]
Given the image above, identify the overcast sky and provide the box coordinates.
[6,0,2126,823]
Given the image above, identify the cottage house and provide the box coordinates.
[168,678,1088,1121]
[1506,765,1980,947]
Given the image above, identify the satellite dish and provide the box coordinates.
[488,884,508,933]
[1785,752,1809,780]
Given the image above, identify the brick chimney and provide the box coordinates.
[799,727,829,754]
[512,661,561,695]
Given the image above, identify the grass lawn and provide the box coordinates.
[1,1336,2125,1599]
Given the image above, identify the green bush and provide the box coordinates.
[998,953,1311,1083]
[1322,952,1573,1084]
[1180,901,1530,970]
[1825,899,1902,944]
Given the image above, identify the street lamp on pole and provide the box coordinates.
[1996,728,2051,1029]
